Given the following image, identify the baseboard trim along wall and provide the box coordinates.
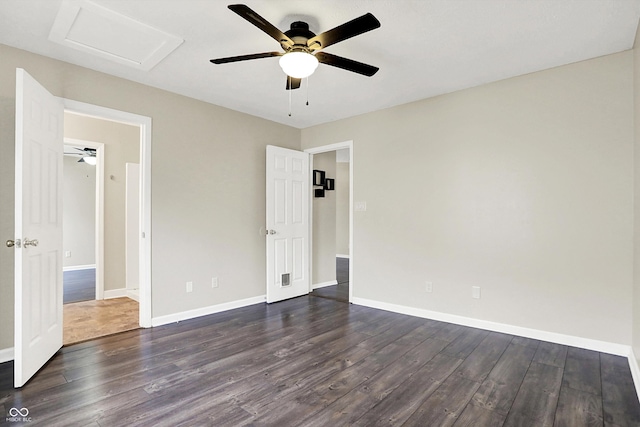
[63,264,96,272]
[151,295,266,327]
[628,349,640,405]
[0,347,14,363]
[336,254,350,259]
[312,280,338,290]
[103,288,128,299]
[351,297,630,357]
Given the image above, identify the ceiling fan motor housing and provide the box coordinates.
[282,21,316,52]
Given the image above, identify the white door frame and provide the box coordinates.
[62,98,152,327]
[63,137,105,300]
[304,141,353,302]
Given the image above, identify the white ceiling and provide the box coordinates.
[1,0,639,129]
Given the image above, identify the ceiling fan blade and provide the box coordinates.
[286,77,301,90]
[315,52,379,77]
[228,4,294,48]
[210,52,283,64]
[307,13,380,51]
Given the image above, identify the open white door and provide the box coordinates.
[266,145,310,303]
[13,69,64,387]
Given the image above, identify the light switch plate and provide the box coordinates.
[472,286,481,299]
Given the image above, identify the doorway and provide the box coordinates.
[62,99,152,329]
[305,141,353,303]
[62,139,100,305]
[61,114,143,344]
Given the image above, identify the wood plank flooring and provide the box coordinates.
[63,268,95,304]
[1,295,639,426]
[63,297,139,345]
[312,257,349,302]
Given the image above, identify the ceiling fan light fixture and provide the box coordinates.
[83,156,97,165]
[279,51,318,79]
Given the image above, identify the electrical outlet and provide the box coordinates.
[425,281,433,293]
[212,277,219,288]
[65,251,71,258]
[472,286,481,299]
[186,281,193,293]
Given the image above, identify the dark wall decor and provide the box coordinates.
[324,178,335,191]
[313,170,325,186]
[313,170,334,197]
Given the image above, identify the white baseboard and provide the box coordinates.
[313,280,338,290]
[63,264,96,272]
[126,289,140,302]
[151,295,266,327]
[103,288,128,299]
[351,297,630,357]
[336,254,350,259]
[0,347,14,363]
[629,349,640,403]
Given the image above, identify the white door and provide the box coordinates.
[13,69,64,387]
[266,145,310,303]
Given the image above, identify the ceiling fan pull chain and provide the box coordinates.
[306,77,309,106]
[288,76,292,117]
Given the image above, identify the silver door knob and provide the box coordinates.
[23,238,38,248]
[269,230,276,235]
[6,239,21,248]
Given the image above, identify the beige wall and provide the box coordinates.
[633,25,640,363]
[302,51,634,345]
[336,162,350,256]
[0,44,300,349]
[64,113,140,290]
[1,42,636,352]
[312,151,337,285]
[62,155,96,268]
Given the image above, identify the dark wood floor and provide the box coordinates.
[1,294,639,426]
[312,257,349,302]
[63,268,95,304]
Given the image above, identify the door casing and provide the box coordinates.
[62,99,152,327]
[304,141,354,302]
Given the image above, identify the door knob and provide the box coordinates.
[6,239,21,248]
[269,230,276,235]
[23,238,38,248]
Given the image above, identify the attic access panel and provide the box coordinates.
[49,0,183,71]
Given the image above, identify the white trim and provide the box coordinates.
[61,98,152,328]
[305,140,354,303]
[151,296,266,327]
[629,348,640,404]
[0,347,14,363]
[63,264,96,272]
[126,290,140,302]
[352,297,630,356]
[312,280,338,290]
[336,254,350,259]
[103,288,128,299]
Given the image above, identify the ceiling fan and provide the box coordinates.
[64,147,97,165]
[210,4,381,90]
